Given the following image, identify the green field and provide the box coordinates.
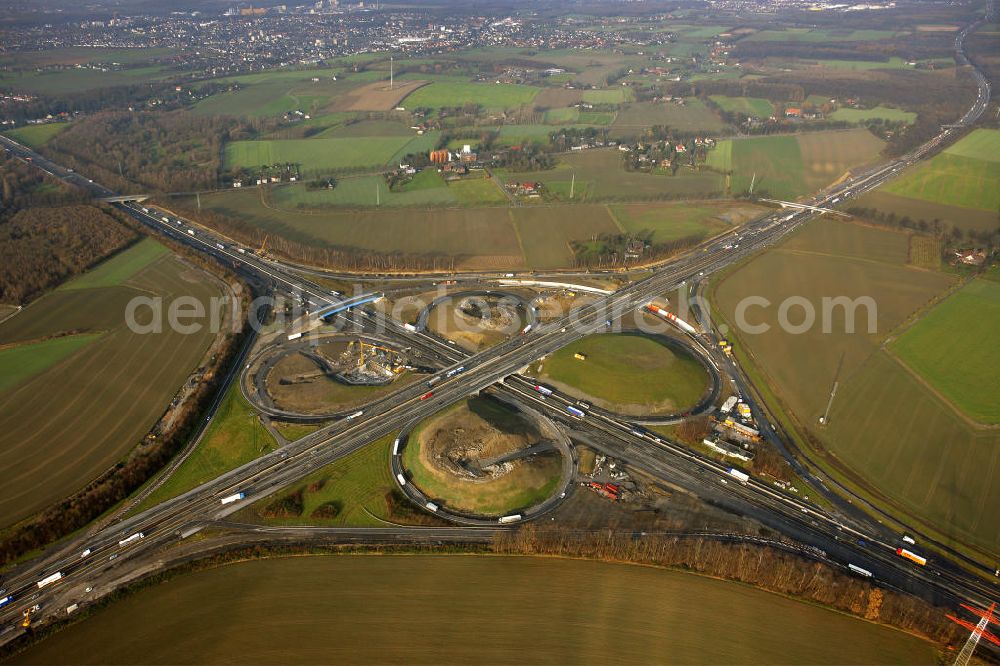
[0,333,101,392]
[58,238,167,291]
[744,28,902,42]
[711,218,1000,555]
[578,110,616,125]
[15,556,935,665]
[533,333,710,415]
[705,139,733,172]
[610,99,728,138]
[892,279,1000,423]
[582,88,631,105]
[543,107,580,123]
[401,81,539,109]
[712,129,884,199]
[224,136,419,173]
[944,128,1000,160]
[728,135,806,199]
[447,176,507,204]
[135,382,277,512]
[882,130,1000,212]
[0,64,173,95]
[610,202,759,245]
[0,242,221,527]
[2,123,68,148]
[709,96,774,118]
[237,435,402,527]
[809,57,911,70]
[193,69,360,117]
[830,106,917,124]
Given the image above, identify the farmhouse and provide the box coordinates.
[953,248,987,266]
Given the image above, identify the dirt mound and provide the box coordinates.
[420,399,540,482]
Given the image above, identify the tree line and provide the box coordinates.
[0,205,138,304]
[493,524,965,646]
[41,110,240,194]
[0,154,137,305]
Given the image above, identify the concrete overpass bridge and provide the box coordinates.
[759,198,850,217]
[100,194,151,203]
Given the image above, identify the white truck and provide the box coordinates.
[396,473,407,486]
[220,492,246,505]
[727,468,750,484]
[403,323,417,332]
[498,514,522,524]
[36,572,63,589]
[118,532,145,547]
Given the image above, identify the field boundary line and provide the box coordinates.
[770,246,920,269]
[882,347,999,430]
[604,204,627,234]
[508,209,529,268]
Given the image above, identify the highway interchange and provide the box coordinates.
[0,8,996,646]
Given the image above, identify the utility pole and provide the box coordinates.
[196,192,201,210]
[569,173,575,199]
[749,171,756,195]
[376,182,380,206]
[390,56,393,90]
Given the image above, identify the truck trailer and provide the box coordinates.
[36,572,63,589]
[896,548,927,566]
[848,564,874,578]
[118,532,145,547]
[727,468,750,484]
[220,492,246,505]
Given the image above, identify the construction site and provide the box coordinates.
[424,292,530,352]
[260,336,417,414]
